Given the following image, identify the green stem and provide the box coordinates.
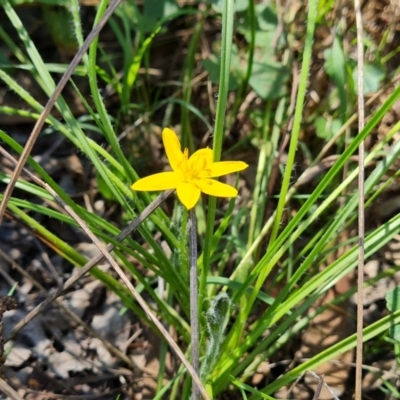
[189,209,200,399]
[180,207,189,283]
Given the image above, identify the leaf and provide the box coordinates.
[254,3,278,31]
[353,62,385,94]
[143,0,179,32]
[42,5,78,56]
[96,171,114,201]
[315,116,342,140]
[386,287,400,342]
[202,56,240,91]
[248,61,290,100]
[201,293,232,380]
[324,36,346,88]
[323,35,347,117]
[237,4,278,47]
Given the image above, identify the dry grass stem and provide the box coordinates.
[354,0,366,397]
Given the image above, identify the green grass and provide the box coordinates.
[1,0,400,398]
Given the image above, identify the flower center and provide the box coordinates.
[179,148,211,184]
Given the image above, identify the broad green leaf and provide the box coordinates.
[315,116,342,140]
[143,0,179,33]
[324,35,347,118]
[202,56,240,91]
[324,36,346,88]
[353,62,385,94]
[237,3,278,46]
[248,62,289,100]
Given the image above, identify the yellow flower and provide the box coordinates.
[131,128,248,209]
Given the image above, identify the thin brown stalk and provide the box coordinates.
[354,0,365,397]
[189,209,200,400]
[311,375,324,400]
[0,0,121,226]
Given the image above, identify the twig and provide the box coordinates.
[189,209,200,400]
[307,371,340,400]
[0,378,24,400]
[0,0,121,226]
[354,0,365,397]
[311,374,324,400]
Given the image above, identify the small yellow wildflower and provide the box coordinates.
[131,128,248,209]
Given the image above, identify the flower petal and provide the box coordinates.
[208,161,249,177]
[188,147,213,170]
[162,128,183,171]
[131,172,179,191]
[176,182,201,209]
[199,179,238,197]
